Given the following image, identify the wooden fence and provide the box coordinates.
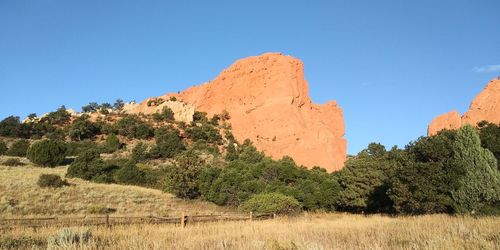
[0,212,275,229]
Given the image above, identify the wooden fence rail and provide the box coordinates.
[0,212,275,229]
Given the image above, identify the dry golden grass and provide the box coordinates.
[2,157,500,249]
[1,213,499,249]
[0,158,231,217]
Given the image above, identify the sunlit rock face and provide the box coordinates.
[137,53,347,171]
[428,78,500,136]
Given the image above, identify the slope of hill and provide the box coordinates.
[0,157,231,217]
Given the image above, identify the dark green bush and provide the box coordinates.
[68,118,100,141]
[240,193,302,215]
[113,161,154,186]
[65,141,99,156]
[200,157,340,210]
[0,116,23,137]
[101,134,122,153]
[87,205,117,214]
[5,139,30,157]
[336,153,396,213]
[37,174,68,188]
[150,127,185,158]
[41,106,71,126]
[478,121,500,170]
[3,158,25,166]
[0,140,7,155]
[45,128,66,141]
[386,126,500,215]
[114,115,153,139]
[185,123,222,144]
[163,152,205,199]
[189,140,220,155]
[161,106,175,121]
[238,139,264,163]
[193,111,208,123]
[66,149,117,183]
[131,142,150,162]
[26,140,67,167]
[388,162,455,214]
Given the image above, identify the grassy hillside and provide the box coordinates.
[0,156,232,217]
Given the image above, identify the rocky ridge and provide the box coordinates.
[135,53,347,171]
[428,77,500,135]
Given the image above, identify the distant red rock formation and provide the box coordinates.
[428,78,500,135]
[135,53,347,171]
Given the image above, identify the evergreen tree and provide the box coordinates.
[450,125,500,214]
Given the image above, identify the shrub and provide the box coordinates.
[161,106,175,121]
[68,118,100,141]
[66,141,99,156]
[67,149,117,183]
[113,161,150,186]
[0,116,22,137]
[113,99,125,111]
[38,174,69,188]
[47,228,93,247]
[478,121,500,170]
[87,205,116,214]
[238,139,264,163]
[386,126,500,215]
[2,158,25,166]
[0,140,7,155]
[193,111,208,123]
[114,115,153,139]
[46,128,66,141]
[81,102,99,113]
[388,162,455,214]
[337,154,396,213]
[163,152,205,199]
[185,123,222,144]
[5,139,30,157]
[27,140,67,167]
[131,142,150,162]
[150,128,185,158]
[101,134,122,153]
[42,106,71,126]
[240,193,302,215]
[190,139,220,155]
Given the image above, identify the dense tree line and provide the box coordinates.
[161,124,500,215]
[336,125,500,215]
[1,103,499,216]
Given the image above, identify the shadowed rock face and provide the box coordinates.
[428,78,500,136]
[138,52,346,171]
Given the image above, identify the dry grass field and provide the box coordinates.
[1,213,499,249]
[0,157,231,217]
[1,157,500,249]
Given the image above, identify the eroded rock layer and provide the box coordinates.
[428,78,500,135]
[138,53,346,171]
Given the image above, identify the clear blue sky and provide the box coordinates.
[1,0,500,154]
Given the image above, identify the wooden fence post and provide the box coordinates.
[106,214,110,227]
[180,211,185,228]
[249,212,253,221]
[273,213,276,220]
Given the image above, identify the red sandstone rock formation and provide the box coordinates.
[139,52,346,171]
[428,78,500,136]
